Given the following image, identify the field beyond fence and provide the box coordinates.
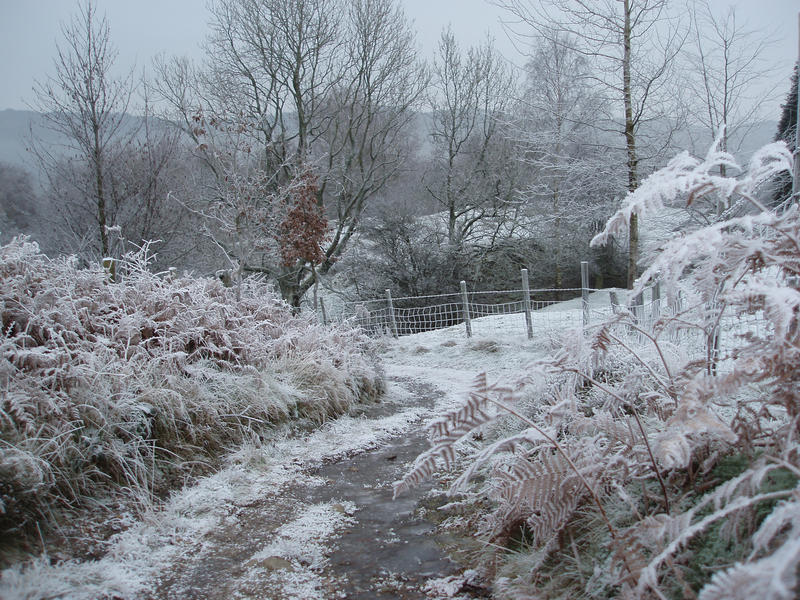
[320,264,652,338]
[316,265,769,376]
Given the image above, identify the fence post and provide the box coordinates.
[631,291,643,326]
[319,297,328,326]
[386,289,398,338]
[103,257,117,283]
[581,261,589,328]
[707,288,721,376]
[610,291,620,314]
[521,268,534,340]
[460,280,472,338]
[651,281,661,322]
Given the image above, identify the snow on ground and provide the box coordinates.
[0,394,434,599]
[381,289,619,376]
[237,501,359,599]
[0,293,614,599]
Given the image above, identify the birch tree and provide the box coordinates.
[517,32,622,289]
[494,0,685,288]
[427,29,518,248]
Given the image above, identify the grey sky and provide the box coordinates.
[0,0,797,117]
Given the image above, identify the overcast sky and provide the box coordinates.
[0,0,797,117]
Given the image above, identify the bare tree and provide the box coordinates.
[30,1,135,258]
[30,2,189,264]
[685,1,777,181]
[155,0,426,306]
[426,29,518,248]
[516,32,623,289]
[494,0,686,288]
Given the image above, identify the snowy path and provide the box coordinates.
[152,369,473,599]
[3,326,548,600]
[2,362,482,600]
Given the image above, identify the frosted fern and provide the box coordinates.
[399,138,800,598]
[0,238,383,541]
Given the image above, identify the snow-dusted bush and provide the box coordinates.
[0,240,383,537]
[397,140,800,598]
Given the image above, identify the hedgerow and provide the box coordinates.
[0,239,383,539]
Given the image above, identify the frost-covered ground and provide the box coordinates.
[1,295,608,600]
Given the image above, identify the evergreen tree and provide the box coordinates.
[774,64,798,203]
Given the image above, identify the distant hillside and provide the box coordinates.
[0,109,43,173]
[1,107,782,177]
[0,109,147,179]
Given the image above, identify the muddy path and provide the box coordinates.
[152,371,477,600]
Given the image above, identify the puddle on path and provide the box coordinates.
[307,416,457,598]
[153,376,473,599]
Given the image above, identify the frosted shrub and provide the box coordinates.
[0,240,383,538]
[398,140,800,598]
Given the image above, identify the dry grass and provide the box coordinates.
[0,238,383,543]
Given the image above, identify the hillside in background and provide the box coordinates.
[0,108,782,183]
[0,110,41,173]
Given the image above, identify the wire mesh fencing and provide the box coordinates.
[326,286,603,338]
[319,276,770,378]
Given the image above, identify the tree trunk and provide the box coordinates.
[623,0,639,289]
[92,118,108,257]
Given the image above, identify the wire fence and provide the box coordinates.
[317,266,770,376]
[327,286,653,338]
[332,288,595,337]
[319,263,659,339]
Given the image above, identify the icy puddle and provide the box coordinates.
[306,412,457,598]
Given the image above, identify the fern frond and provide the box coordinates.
[749,489,800,554]
[637,485,796,596]
[393,372,514,498]
[490,450,584,545]
[427,372,512,445]
[449,428,552,494]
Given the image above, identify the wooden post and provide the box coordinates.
[632,291,643,325]
[581,261,589,328]
[707,288,721,376]
[521,268,533,340]
[460,280,472,338]
[102,257,117,283]
[386,289,398,338]
[319,297,328,326]
[652,281,661,321]
[610,291,620,314]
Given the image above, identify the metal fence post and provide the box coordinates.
[386,289,398,338]
[632,291,643,326]
[460,280,472,338]
[581,261,589,328]
[521,268,533,339]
